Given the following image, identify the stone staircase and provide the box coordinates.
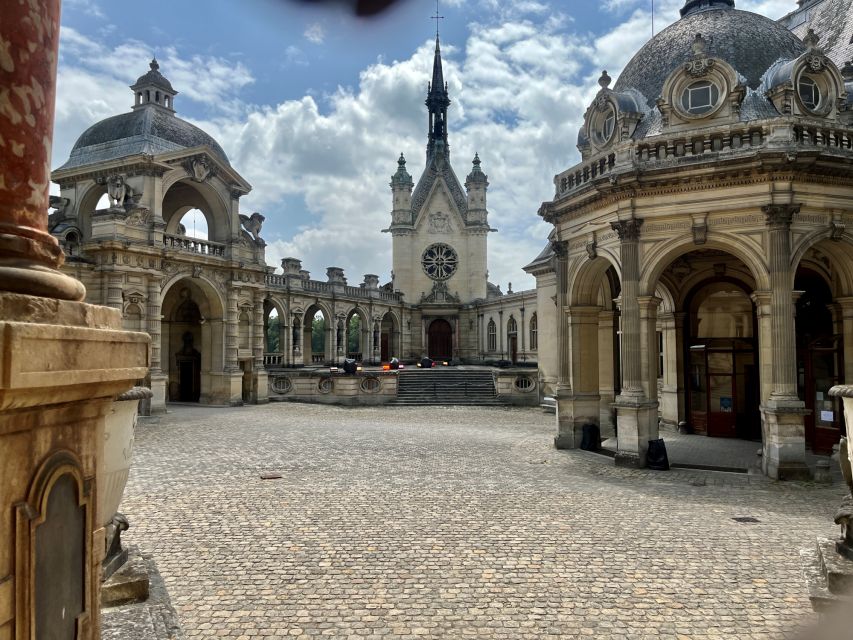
[394,369,500,406]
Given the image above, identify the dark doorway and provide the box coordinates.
[686,280,760,439]
[428,319,453,360]
[241,361,252,404]
[381,333,390,361]
[508,336,518,363]
[176,331,201,402]
[796,269,844,453]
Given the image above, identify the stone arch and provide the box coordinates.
[791,230,853,296]
[569,253,621,306]
[162,178,230,243]
[73,181,110,239]
[639,233,769,296]
[303,302,333,365]
[344,306,371,360]
[263,296,288,358]
[159,275,226,403]
[379,309,400,362]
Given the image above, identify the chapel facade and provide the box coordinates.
[530,0,853,479]
[49,38,539,414]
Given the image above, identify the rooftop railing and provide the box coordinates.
[163,233,226,256]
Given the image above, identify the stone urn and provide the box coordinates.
[99,386,152,525]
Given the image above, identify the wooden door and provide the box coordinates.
[428,319,453,360]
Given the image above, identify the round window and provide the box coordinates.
[421,243,458,281]
[680,80,720,115]
[798,76,820,111]
[591,105,616,146]
[271,376,293,394]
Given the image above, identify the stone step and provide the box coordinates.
[395,370,498,406]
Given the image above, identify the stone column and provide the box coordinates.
[252,290,267,403]
[0,4,149,637]
[756,206,809,479]
[638,296,662,403]
[598,309,617,436]
[556,305,603,449]
[147,278,167,412]
[292,315,301,363]
[106,274,124,311]
[552,241,574,449]
[611,218,658,467]
[612,219,643,398]
[0,0,85,303]
[225,288,239,372]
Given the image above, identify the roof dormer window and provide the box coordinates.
[798,76,820,110]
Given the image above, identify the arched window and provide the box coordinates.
[124,303,143,332]
[487,319,496,352]
[238,310,251,349]
[507,316,518,337]
[177,209,208,239]
[529,313,538,350]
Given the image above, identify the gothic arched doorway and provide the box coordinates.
[428,319,453,360]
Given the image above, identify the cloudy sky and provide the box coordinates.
[54,0,796,290]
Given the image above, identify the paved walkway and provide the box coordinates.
[119,404,847,639]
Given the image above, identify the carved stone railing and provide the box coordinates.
[554,120,853,200]
[263,353,284,367]
[264,274,404,303]
[346,352,363,361]
[555,152,616,196]
[311,353,325,364]
[163,233,226,257]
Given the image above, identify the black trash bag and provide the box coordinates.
[420,357,433,368]
[343,358,357,374]
[580,423,600,451]
[647,438,670,471]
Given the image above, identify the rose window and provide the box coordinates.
[421,243,458,281]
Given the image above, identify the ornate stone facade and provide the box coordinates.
[533,0,853,478]
[51,43,538,413]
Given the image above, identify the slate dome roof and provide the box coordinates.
[614,3,806,108]
[57,104,229,172]
[131,59,176,93]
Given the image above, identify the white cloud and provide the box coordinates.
[53,0,805,290]
[304,23,326,45]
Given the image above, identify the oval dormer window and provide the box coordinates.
[591,105,616,147]
[798,76,820,111]
[681,80,720,115]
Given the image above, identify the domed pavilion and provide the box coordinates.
[530,0,853,478]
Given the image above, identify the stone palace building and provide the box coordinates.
[49,38,539,413]
[530,0,853,478]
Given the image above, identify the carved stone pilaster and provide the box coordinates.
[611,218,644,397]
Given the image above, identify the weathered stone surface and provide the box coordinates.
[102,554,150,607]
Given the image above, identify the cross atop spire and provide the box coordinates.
[431,0,444,39]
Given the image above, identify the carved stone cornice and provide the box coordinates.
[538,201,556,223]
[610,217,643,242]
[762,204,800,229]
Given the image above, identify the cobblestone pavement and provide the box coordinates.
[120,404,847,639]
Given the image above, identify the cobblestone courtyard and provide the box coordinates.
[120,404,846,639]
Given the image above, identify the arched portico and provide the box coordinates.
[303,303,333,366]
[162,179,230,244]
[158,275,231,406]
[380,311,400,362]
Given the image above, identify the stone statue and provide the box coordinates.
[106,174,128,210]
[239,212,265,243]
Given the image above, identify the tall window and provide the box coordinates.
[529,313,538,350]
[238,310,251,350]
[507,316,518,336]
[487,319,497,352]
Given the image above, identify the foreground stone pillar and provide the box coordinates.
[147,278,167,412]
[0,3,150,637]
[252,290,268,403]
[760,205,809,480]
[556,305,602,448]
[551,241,575,449]
[612,218,658,467]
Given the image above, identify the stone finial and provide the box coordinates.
[150,58,159,71]
[397,152,406,168]
[598,70,612,89]
[691,33,708,57]
[841,59,853,81]
[472,152,481,167]
[326,267,347,285]
[362,274,379,290]
[281,257,302,275]
[804,28,820,50]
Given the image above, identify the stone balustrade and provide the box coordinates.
[264,273,404,302]
[163,233,226,256]
[554,119,853,200]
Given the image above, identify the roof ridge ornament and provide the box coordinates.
[685,33,715,77]
[598,70,612,89]
[803,28,820,50]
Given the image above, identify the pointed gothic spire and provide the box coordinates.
[425,33,451,163]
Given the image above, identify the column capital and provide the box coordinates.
[549,239,569,260]
[762,204,800,228]
[636,295,662,311]
[610,217,644,242]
